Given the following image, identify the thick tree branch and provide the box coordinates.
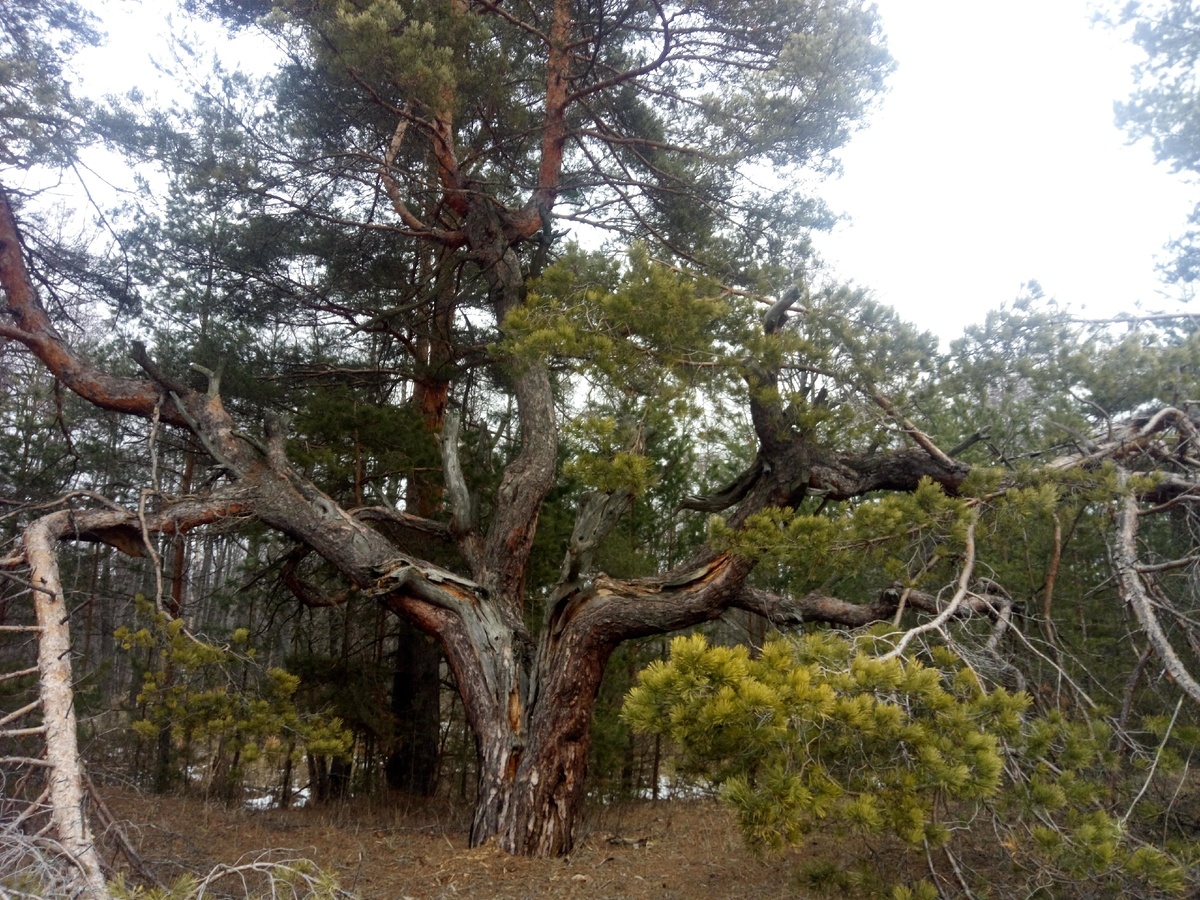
[680,457,764,512]
[280,548,355,609]
[0,184,184,425]
[1111,467,1200,706]
[130,340,189,397]
[872,391,959,472]
[530,0,573,215]
[732,578,1013,631]
[947,430,987,457]
[763,285,803,335]
[811,446,971,501]
[14,493,255,559]
[350,505,451,539]
[560,488,634,583]
[440,411,479,544]
[380,115,434,233]
[1048,406,1200,471]
[545,553,753,650]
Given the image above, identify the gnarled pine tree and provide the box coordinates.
[12,0,1200,869]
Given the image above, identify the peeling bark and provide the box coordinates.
[0,44,1001,863]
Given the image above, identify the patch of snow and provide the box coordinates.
[244,794,275,810]
[634,775,714,801]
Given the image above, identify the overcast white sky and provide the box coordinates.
[812,0,1199,339]
[78,0,1199,342]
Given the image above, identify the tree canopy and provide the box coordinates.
[1119,0,1200,279]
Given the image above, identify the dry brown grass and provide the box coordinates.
[95,787,932,899]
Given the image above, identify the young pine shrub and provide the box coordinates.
[623,630,1019,852]
[624,629,1194,896]
[115,597,352,800]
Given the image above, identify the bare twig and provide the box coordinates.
[86,773,166,891]
[1119,644,1154,735]
[1121,695,1184,829]
[880,510,979,661]
[943,844,978,899]
[872,391,959,470]
[0,666,40,683]
[137,488,165,614]
[1041,513,1063,649]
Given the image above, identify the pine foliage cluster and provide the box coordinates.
[625,631,1194,896]
[115,597,352,798]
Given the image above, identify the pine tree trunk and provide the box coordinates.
[454,614,611,856]
[465,665,606,856]
[505,628,611,855]
[386,620,441,793]
[498,721,594,856]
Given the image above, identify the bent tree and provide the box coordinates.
[9,0,1200,870]
[4,0,895,856]
[0,171,974,856]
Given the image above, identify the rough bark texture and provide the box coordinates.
[1,202,987,854]
[0,0,935,865]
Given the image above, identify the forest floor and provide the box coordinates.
[98,785,932,898]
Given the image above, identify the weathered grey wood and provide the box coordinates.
[24,517,108,899]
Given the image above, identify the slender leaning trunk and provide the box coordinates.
[25,520,108,898]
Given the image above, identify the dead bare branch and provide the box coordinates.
[1111,468,1200,706]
